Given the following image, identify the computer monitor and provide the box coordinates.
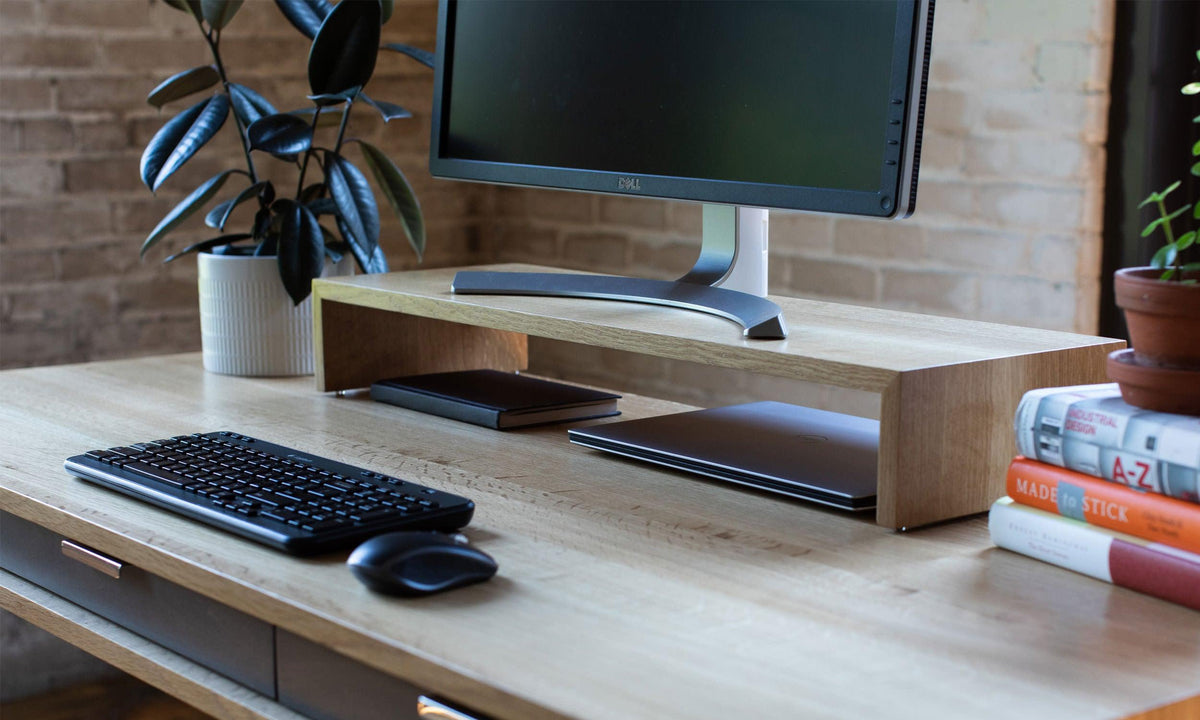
[430,0,935,339]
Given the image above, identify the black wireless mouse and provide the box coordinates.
[347,531,498,597]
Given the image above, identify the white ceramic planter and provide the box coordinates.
[197,252,349,377]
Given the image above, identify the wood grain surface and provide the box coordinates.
[313,264,1123,528]
[0,354,1195,720]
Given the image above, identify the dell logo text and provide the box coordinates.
[617,177,642,191]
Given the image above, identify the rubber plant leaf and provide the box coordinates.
[337,216,388,275]
[274,0,333,40]
[356,140,424,260]
[307,87,360,107]
[380,0,393,23]
[308,0,381,97]
[146,66,220,109]
[201,0,243,29]
[205,180,271,230]
[228,84,279,127]
[141,169,240,258]
[163,233,253,263]
[247,113,313,155]
[360,94,411,122]
[325,151,381,256]
[381,43,434,69]
[140,94,230,192]
[274,199,326,304]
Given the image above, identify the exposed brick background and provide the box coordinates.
[0,0,483,369]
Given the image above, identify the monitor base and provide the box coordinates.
[450,271,787,339]
[451,204,787,339]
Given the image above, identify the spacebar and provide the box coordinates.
[121,461,187,488]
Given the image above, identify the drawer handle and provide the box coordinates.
[418,696,483,720]
[61,540,123,579]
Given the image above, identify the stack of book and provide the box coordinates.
[988,383,1200,610]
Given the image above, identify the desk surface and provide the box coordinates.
[1,354,1197,720]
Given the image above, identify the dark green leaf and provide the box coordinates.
[324,244,345,264]
[306,197,336,215]
[141,169,239,257]
[1193,139,1200,157]
[228,84,278,127]
[299,183,325,204]
[381,43,434,69]
[380,0,393,23]
[205,199,235,229]
[274,199,326,304]
[361,94,411,122]
[307,87,360,107]
[1141,216,1168,237]
[273,0,332,39]
[1179,231,1196,251]
[337,216,388,274]
[201,0,242,29]
[206,180,271,230]
[1151,243,1177,269]
[308,0,381,96]
[325,151,380,256]
[247,113,313,155]
[140,94,230,191]
[147,66,220,108]
[356,140,424,260]
[163,233,253,263]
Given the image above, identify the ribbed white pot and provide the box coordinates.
[197,253,350,377]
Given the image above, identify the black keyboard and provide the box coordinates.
[65,431,475,556]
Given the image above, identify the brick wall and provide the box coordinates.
[0,0,482,369]
[2,0,1115,388]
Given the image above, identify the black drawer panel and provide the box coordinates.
[0,510,275,697]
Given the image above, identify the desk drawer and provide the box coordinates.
[277,630,491,720]
[0,510,275,697]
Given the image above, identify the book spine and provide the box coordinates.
[369,385,501,429]
[1006,457,1200,554]
[1014,386,1200,503]
[988,498,1200,611]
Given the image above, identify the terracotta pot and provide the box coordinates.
[1106,349,1200,415]
[1112,267,1200,368]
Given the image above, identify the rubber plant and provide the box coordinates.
[141,0,431,304]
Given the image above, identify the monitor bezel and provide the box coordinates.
[429,0,931,219]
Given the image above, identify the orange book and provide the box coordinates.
[1007,456,1200,555]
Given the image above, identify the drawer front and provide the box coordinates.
[277,628,422,720]
[0,510,276,697]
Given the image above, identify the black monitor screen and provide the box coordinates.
[432,0,928,217]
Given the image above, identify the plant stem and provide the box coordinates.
[296,108,323,197]
[1155,195,1179,274]
[333,96,355,155]
[202,23,259,184]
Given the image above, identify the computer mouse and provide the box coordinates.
[347,531,498,597]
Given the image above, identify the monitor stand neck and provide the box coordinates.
[451,203,787,339]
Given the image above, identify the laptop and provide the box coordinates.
[567,401,879,511]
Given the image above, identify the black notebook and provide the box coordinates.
[371,370,620,429]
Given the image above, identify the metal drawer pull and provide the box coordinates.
[61,540,123,579]
[418,696,483,720]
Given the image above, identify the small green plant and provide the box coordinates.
[1139,49,1200,282]
[141,0,430,303]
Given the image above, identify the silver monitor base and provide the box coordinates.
[451,205,788,339]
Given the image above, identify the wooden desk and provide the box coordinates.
[1,354,1197,720]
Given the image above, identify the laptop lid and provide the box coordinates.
[568,401,879,511]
